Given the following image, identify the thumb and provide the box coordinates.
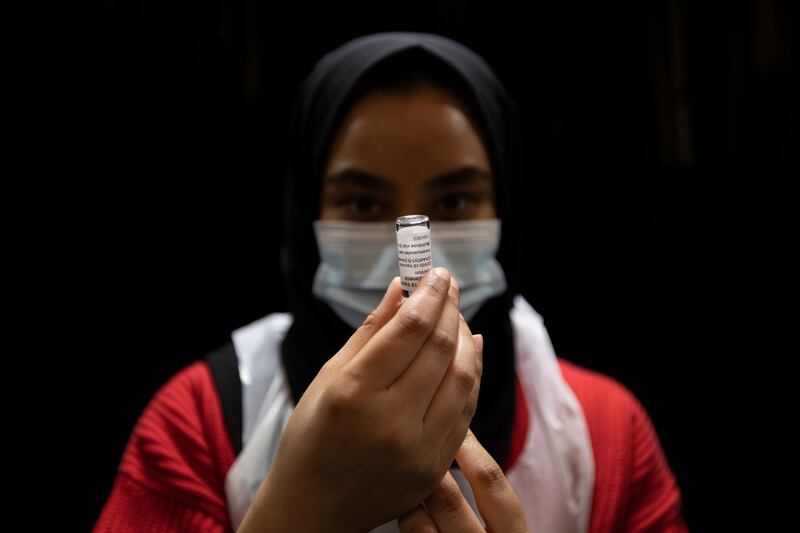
[455,429,528,532]
[335,277,404,364]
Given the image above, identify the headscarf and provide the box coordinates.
[280,32,524,468]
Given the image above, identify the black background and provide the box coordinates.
[26,0,790,530]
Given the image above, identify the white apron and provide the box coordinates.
[225,296,594,532]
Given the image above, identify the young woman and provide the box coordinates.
[95,33,686,533]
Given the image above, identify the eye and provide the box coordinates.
[436,193,477,217]
[337,196,383,219]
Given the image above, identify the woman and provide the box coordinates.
[95,33,686,532]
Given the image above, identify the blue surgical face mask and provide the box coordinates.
[312,219,507,329]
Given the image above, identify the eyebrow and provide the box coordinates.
[424,166,493,190]
[323,169,395,190]
[324,166,492,191]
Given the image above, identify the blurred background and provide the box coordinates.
[26,0,792,530]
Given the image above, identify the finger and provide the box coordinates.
[423,470,484,532]
[455,429,529,532]
[389,275,461,416]
[438,334,483,470]
[347,267,452,388]
[398,504,439,533]
[335,277,403,366]
[422,317,480,449]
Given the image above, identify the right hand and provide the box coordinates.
[397,429,530,533]
[238,267,483,533]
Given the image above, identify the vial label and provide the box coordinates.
[396,222,432,297]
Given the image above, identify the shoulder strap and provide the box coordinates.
[205,340,243,456]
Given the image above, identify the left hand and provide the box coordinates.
[398,428,530,532]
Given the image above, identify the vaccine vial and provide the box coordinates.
[396,215,432,298]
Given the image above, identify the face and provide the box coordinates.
[320,85,496,222]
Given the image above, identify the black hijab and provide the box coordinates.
[280,32,524,468]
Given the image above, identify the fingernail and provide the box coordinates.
[472,334,484,376]
[429,267,450,291]
[450,275,460,306]
[381,277,399,300]
[472,333,484,353]
[466,428,476,443]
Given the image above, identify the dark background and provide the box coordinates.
[30,0,790,530]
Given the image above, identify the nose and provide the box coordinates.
[392,190,428,221]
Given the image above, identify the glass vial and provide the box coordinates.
[396,214,432,298]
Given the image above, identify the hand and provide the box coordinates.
[398,429,530,533]
[238,268,483,533]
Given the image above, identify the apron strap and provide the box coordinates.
[205,340,243,455]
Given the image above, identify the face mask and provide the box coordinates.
[312,218,507,329]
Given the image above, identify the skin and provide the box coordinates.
[238,86,528,532]
[399,428,529,533]
[320,85,496,222]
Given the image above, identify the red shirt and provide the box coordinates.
[94,359,687,532]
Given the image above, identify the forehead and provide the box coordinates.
[323,86,492,182]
